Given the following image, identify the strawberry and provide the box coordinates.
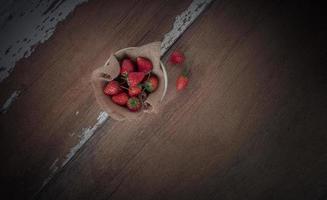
[136,57,153,73]
[111,92,128,106]
[120,58,134,76]
[127,97,141,112]
[176,68,190,91]
[128,85,142,97]
[127,72,145,87]
[104,81,122,96]
[144,75,159,93]
[170,51,185,64]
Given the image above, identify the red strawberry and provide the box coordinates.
[170,51,185,64]
[127,72,145,87]
[120,58,134,76]
[144,75,159,92]
[111,92,128,106]
[127,97,141,112]
[176,68,190,91]
[136,57,153,73]
[128,85,142,97]
[104,81,122,96]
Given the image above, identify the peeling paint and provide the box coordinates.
[49,158,59,171]
[39,167,57,192]
[33,112,108,198]
[161,0,213,55]
[34,158,59,199]
[0,0,89,82]
[0,90,21,113]
[61,111,109,167]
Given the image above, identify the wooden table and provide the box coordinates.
[0,0,326,199]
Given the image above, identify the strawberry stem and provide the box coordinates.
[138,95,144,109]
[120,86,129,90]
[182,66,190,77]
[121,75,127,79]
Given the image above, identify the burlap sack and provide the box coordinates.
[91,42,166,121]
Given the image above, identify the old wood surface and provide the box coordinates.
[0,0,89,82]
[1,0,327,199]
[36,0,326,200]
[0,0,193,199]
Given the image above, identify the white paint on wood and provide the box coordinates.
[61,111,109,167]
[49,158,59,170]
[34,112,108,197]
[0,89,21,113]
[33,158,59,199]
[161,0,213,55]
[0,0,88,82]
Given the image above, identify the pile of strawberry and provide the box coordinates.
[103,57,158,112]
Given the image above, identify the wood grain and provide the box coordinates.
[0,0,88,82]
[0,0,192,199]
[35,0,327,200]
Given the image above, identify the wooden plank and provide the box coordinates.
[161,0,214,54]
[35,0,327,199]
[0,0,88,82]
[57,0,215,174]
[0,0,194,199]
[0,0,90,113]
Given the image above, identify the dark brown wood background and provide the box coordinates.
[0,0,326,199]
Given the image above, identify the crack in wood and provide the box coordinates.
[0,90,21,114]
